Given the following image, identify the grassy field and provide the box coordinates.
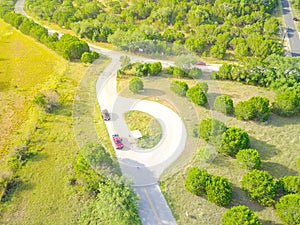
[123,110,162,148]
[0,19,111,224]
[158,76,299,224]
[0,19,67,158]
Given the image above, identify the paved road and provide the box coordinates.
[14,1,221,224]
[282,0,300,56]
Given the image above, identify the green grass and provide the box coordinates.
[159,77,299,225]
[0,19,112,224]
[123,110,162,149]
[0,19,68,158]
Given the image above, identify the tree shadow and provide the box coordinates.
[268,113,300,127]
[0,81,10,91]
[0,58,7,61]
[140,88,165,96]
[250,136,279,160]
[230,183,265,212]
[52,104,72,116]
[1,177,34,203]
[262,161,298,178]
[110,112,119,122]
[31,152,49,162]
[260,220,281,225]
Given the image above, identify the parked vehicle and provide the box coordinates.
[196,61,206,66]
[112,134,123,149]
[102,109,110,121]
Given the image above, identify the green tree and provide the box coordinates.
[198,118,227,147]
[80,176,142,225]
[149,62,162,76]
[129,77,144,94]
[235,101,255,121]
[81,52,94,63]
[241,169,277,206]
[222,205,262,225]
[220,127,250,157]
[236,149,261,170]
[275,194,300,225]
[210,45,226,59]
[185,167,211,196]
[214,95,234,114]
[206,175,232,206]
[249,96,270,122]
[170,80,189,97]
[187,67,202,79]
[186,84,208,106]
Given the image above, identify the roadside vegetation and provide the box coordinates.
[24,0,283,60]
[0,13,140,225]
[123,110,162,149]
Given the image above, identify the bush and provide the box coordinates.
[187,67,202,79]
[185,167,211,196]
[219,127,250,157]
[272,89,300,116]
[33,90,60,113]
[278,176,300,194]
[275,194,300,225]
[214,95,234,114]
[186,84,208,106]
[198,118,227,146]
[236,149,261,170]
[206,175,232,206]
[241,169,277,206]
[196,81,208,93]
[222,205,262,225]
[129,77,144,94]
[81,51,100,63]
[170,80,189,97]
[235,96,270,122]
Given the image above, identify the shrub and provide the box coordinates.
[198,118,227,146]
[219,127,250,157]
[196,81,208,93]
[278,176,300,194]
[214,95,234,114]
[235,96,270,122]
[33,90,60,113]
[236,149,261,170]
[275,194,300,225]
[206,175,232,206]
[170,80,189,97]
[185,167,211,196]
[187,67,202,79]
[186,84,208,106]
[241,169,277,206]
[129,77,144,94]
[81,52,94,63]
[272,89,300,116]
[222,205,262,225]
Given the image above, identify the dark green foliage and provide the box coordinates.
[136,62,162,77]
[79,176,142,225]
[81,51,100,63]
[196,82,208,93]
[129,77,143,94]
[198,118,227,147]
[206,175,232,207]
[235,96,270,122]
[74,143,115,192]
[220,127,250,157]
[241,169,277,206]
[278,176,300,194]
[56,34,90,60]
[213,55,300,92]
[272,89,300,116]
[170,80,188,97]
[222,205,262,225]
[275,194,300,225]
[186,84,208,106]
[214,95,234,114]
[236,149,261,170]
[185,167,211,196]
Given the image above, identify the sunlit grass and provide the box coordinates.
[123,110,162,149]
